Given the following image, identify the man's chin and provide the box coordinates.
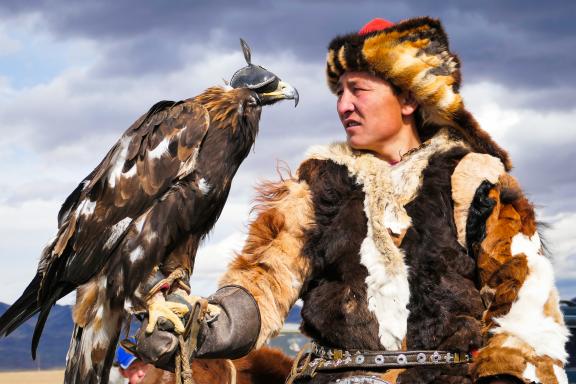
[347,138,367,151]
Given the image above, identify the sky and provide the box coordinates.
[0,0,575,305]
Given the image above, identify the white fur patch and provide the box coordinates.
[522,363,539,383]
[511,232,542,257]
[554,364,569,384]
[148,137,170,159]
[198,177,211,195]
[305,129,467,350]
[360,235,410,349]
[104,217,132,250]
[129,246,144,263]
[451,153,505,246]
[383,200,411,235]
[492,232,569,362]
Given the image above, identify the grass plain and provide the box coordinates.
[0,370,64,384]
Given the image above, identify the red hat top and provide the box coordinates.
[358,18,395,35]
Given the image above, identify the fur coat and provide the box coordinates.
[219,127,568,384]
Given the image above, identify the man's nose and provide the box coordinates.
[337,92,354,116]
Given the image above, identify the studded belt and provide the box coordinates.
[286,342,473,383]
[310,342,473,370]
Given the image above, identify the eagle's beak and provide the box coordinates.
[260,81,299,107]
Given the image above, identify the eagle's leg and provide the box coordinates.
[144,268,220,334]
[144,267,191,334]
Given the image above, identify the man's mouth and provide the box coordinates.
[344,120,361,128]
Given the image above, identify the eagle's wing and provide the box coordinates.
[40,100,209,295]
[0,99,210,356]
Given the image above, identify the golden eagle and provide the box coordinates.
[0,39,298,383]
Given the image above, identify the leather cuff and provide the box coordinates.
[195,285,261,359]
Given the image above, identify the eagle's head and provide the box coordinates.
[230,39,299,107]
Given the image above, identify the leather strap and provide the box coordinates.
[310,342,472,370]
[286,342,473,382]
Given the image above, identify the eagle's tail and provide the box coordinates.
[64,306,123,384]
[0,273,42,337]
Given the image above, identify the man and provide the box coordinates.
[138,17,568,384]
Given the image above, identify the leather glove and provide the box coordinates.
[132,285,261,370]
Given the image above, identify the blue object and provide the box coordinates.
[116,344,137,369]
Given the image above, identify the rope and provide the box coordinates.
[175,298,209,384]
[285,342,314,384]
[226,359,237,384]
[177,335,194,384]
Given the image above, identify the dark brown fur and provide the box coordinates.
[397,147,483,384]
[298,159,383,351]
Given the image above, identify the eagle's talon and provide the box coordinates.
[146,295,190,334]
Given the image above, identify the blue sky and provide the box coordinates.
[0,1,575,304]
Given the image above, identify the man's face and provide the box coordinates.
[121,360,149,384]
[336,71,414,153]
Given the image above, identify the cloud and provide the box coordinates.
[0,1,574,96]
[462,81,576,219]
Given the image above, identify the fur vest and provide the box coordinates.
[221,129,568,384]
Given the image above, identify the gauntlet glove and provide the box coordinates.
[132,285,261,370]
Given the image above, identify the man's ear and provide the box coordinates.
[400,92,418,116]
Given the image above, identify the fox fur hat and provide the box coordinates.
[326,17,511,170]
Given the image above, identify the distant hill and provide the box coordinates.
[0,301,303,370]
[0,302,73,370]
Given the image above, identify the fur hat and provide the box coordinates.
[326,17,511,170]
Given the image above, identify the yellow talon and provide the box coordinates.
[182,294,221,319]
[146,295,190,334]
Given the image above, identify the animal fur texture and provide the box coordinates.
[140,346,293,384]
[219,178,314,347]
[221,128,568,383]
[467,174,568,384]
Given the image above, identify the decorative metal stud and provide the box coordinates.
[397,354,407,365]
[375,354,385,365]
[431,351,441,363]
[417,352,427,363]
[355,354,365,364]
[444,352,453,363]
[334,349,343,360]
